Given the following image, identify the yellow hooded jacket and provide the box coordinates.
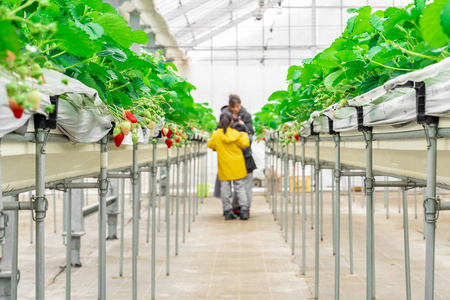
[207,128,249,181]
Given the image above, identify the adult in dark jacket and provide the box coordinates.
[222,94,254,136]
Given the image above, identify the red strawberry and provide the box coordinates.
[190,125,193,130]
[9,98,24,118]
[175,136,180,143]
[262,137,265,141]
[114,132,125,147]
[162,128,169,136]
[293,133,300,141]
[166,128,173,138]
[123,110,137,123]
[165,139,173,148]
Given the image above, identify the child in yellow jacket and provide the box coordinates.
[207,112,249,220]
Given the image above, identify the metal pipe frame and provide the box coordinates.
[183,146,187,244]
[132,144,139,300]
[314,134,320,299]
[402,188,412,300]
[284,144,289,242]
[188,145,192,233]
[291,143,296,254]
[363,130,375,300]
[98,136,108,300]
[274,140,279,221]
[11,194,19,300]
[333,134,341,300]
[175,147,180,255]
[119,177,125,277]
[66,189,72,299]
[151,141,158,300]
[424,123,438,299]
[301,137,307,276]
[166,147,171,276]
[34,126,47,300]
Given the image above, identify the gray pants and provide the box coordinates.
[232,173,253,210]
[221,178,248,212]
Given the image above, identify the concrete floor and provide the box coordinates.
[13,188,450,299]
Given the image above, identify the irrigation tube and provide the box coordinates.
[333,134,341,300]
[301,138,306,276]
[151,142,157,300]
[314,135,320,299]
[424,123,438,300]
[132,144,139,300]
[166,148,171,276]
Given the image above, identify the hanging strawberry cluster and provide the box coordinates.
[161,124,189,148]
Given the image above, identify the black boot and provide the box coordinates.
[240,210,249,220]
[224,210,237,220]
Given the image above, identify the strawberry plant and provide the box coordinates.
[1,0,217,134]
[254,0,450,135]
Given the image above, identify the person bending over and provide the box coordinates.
[207,112,249,220]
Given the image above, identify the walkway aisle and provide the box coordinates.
[146,194,311,299]
[16,193,310,299]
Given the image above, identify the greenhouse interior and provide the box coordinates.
[1,0,450,299]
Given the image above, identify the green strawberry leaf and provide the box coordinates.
[421,0,450,48]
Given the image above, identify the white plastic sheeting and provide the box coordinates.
[0,69,113,143]
[293,58,450,186]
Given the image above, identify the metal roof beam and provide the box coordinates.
[172,0,256,38]
[181,0,277,48]
[164,0,218,22]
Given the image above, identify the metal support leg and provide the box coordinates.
[151,141,158,300]
[166,148,171,276]
[274,141,278,221]
[119,177,125,277]
[314,135,320,300]
[301,138,306,275]
[35,127,47,300]
[66,189,72,299]
[385,176,389,219]
[158,170,162,233]
[424,123,438,299]
[188,146,192,233]
[363,130,374,299]
[398,188,401,214]
[11,195,19,300]
[147,166,152,243]
[53,190,56,233]
[332,170,335,256]
[132,144,139,299]
[414,188,417,219]
[98,136,108,300]
[271,140,275,214]
[193,143,197,223]
[320,170,323,241]
[348,177,354,275]
[292,143,296,254]
[183,147,187,243]
[402,188,411,300]
[311,164,314,230]
[280,144,284,231]
[333,134,341,300]
[284,145,289,241]
[175,148,180,255]
[196,143,200,216]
